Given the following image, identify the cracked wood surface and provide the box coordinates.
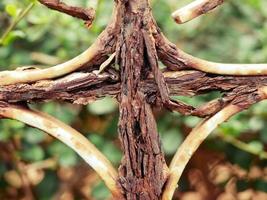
[116,1,167,199]
[1,0,267,199]
[38,0,95,27]
[0,70,266,117]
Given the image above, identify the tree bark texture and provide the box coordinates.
[1,0,267,199]
[116,1,167,199]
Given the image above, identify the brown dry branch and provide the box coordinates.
[38,0,95,27]
[1,0,267,199]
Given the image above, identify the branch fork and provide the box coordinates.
[1,0,267,199]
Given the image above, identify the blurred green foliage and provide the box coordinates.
[1,0,267,199]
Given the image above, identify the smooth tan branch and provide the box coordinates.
[0,103,120,197]
[0,45,97,86]
[177,48,267,75]
[162,104,241,200]
[0,27,112,86]
[172,0,224,24]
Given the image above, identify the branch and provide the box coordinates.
[172,0,224,24]
[1,70,267,118]
[38,0,95,27]
[162,85,267,200]
[0,3,35,45]
[217,133,267,160]
[154,28,267,76]
[178,49,267,76]
[162,104,241,200]
[0,23,116,86]
[0,102,121,197]
[175,48,267,75]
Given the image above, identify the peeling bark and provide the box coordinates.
[1,0,267,199]
[116,1,167,199]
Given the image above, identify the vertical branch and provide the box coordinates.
[116,1,168,199]
[162,104,241,200]
[0,103,121,197]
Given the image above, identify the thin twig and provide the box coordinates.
[0,103,121,197]
[0,3,35,45]
[38,0,95,27]
[217,133,267,160]
[97,52,116,74]
[172,0,224,24]
[162,104,241,200]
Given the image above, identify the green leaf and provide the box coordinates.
[1,30,26,46]
[21,146,45,162]
[248,141,264,153]
[41,103,78,124]
[24,128,46,144]
[48,141,77,167]
[87,97,118,115]
[162,129,183,155]
[5,4,18,17]
[88,133,105,148]
[92,181,110,200]
[36,171,59,200]
[102,143,122,164]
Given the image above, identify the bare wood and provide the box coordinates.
[175,48,267,75]
[155,28,267,76]
[2,0,267,199]
[162,84,267,199]
[0,102,121,198]
[172,0,224,24]
[38,0,95,27]
[162,104,241,200]
[0,23,116,86]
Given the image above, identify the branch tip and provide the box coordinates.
[172,0,224,24]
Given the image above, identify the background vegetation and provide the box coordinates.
[1,0,267,199]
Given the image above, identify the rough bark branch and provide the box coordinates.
[155,32,267,76]
[38,0,95,27]
[0,102,122,198]
[1,0,267,199]
[1,70,266,117]
[162,86,267,199]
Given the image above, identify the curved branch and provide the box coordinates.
[38,0,95,27]
[0,102,121,197]
[172,0,224,24]
[0,23,116,86]
[175,48,267,76]
[0,45,97,86]
[155,16,267,76]
[162,104,241,200]
[162,85,267,199]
